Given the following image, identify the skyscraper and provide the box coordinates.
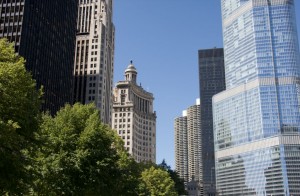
[73,0,115,125]
[199,48,225,196]
[112,62,156,163]
[213,0,300,195]
[0,0,78,114]
[174,111,188,183]
[187,99,202,184]
[175,99,202,195]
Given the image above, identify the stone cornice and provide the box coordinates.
[116,80,154,100]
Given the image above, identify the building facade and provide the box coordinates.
[175,99,203,195]
[187,100,202,184]
[199,48,225,195]
[186,177,204,196]
[73,0,115,125]
[0,0,78,114]
[112,62,156,163]
[213,0,300,195]
[174,111,189,182]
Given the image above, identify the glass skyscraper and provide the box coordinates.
[213,0,300,195]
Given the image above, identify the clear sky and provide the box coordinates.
[113,0,300,169]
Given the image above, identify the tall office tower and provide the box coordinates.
[213,0,300,195]
[73,0,115,125]
[198,48,225,196]
[174,111,188,183]
[112,62,156,163]
[174,99,202,195]
[0,0,78,114]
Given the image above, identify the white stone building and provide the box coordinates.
[112,62,156,163]
[73,0,115,125]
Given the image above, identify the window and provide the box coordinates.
[121,95,125,103]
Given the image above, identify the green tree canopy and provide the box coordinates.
[158,159,187,195]
[0,38,42,194]
[32,103,129,195]
[139,166,178,196]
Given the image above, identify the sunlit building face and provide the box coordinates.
[213,0,300,195]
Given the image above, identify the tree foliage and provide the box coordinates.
[139,166,177,196]
[113,152,144,195]
[0,38,42,194]
[32,103,125,195]
[158,159,188,195]
[0,38,182,195]
[31,102,181,195]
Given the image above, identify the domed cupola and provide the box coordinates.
[125,60,137,83]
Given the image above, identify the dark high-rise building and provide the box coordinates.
[198,48,225,195]
[0,0,78,114]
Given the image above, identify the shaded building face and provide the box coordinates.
[214,0,300,195]
[199,48,225,195]
[0,0,78,114]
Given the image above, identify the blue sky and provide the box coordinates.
[113,0,300,169]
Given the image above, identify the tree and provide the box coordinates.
[158,159,188,195]
[113,151,143,195]
[139,166,178,196]
[32,103,129,195]
[0,38,42,194]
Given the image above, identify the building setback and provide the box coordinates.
[0,0,78,114]
[174,99,203,195]
[198,48,225,195]
[213,0,300,195]
[73,0,115,125]
[112,62,156,163]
